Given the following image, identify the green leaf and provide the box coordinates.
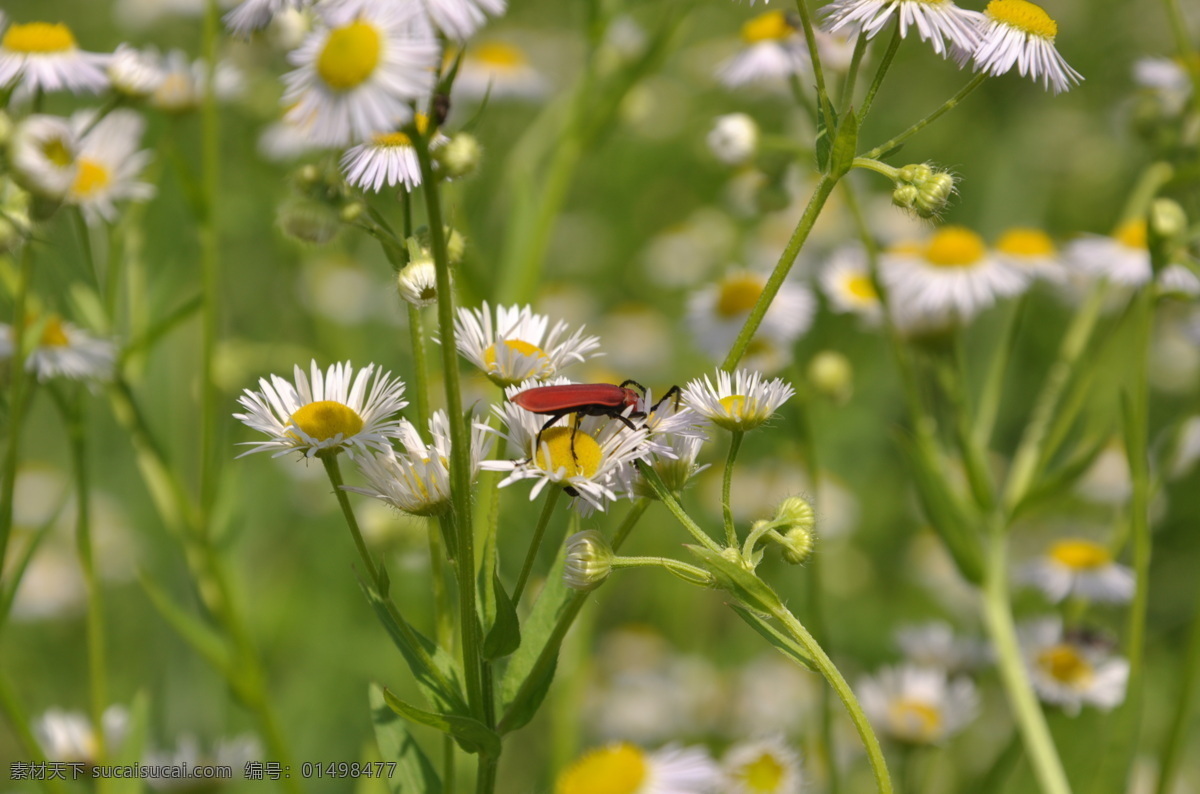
[369,684,442,794]
[381,689,501,757]
[1011,434,1110,519]
[359,582,469,716]
[138,573,233,677]
[828,109,859,179]
[482,570,521,660]
[814,96,835,172]
[685,545,782,615]
[729,605,816,672]
[106,690,150,794]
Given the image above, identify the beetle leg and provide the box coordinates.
[649,385,682,415]
[531,412,569,464]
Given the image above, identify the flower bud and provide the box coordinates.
[1150,198,1187,244]
[807,350,853,402]
[398,258,438,307]
[773,496,816,564]
[708,113,759,166]
[563,530,613,591]
[435,133,483,179]
[893,163,956,219]
[415,226,466,265]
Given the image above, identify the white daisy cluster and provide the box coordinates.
[1017,538,1135,604]
[858,663,979,745]
[225,0,505,41]
[0,315,117,383]
[1019,617,1129,715]
[819,0,1082,92]
[687,270,814,373]
[454,302,602,388]
[717,10,855,88]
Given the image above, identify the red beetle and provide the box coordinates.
[511,380,681,461]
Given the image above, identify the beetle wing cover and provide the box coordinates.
[511,383,627,413]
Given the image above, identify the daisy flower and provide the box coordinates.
[66,110,155,225]
[717,11,809,88]
[10,114,78,200]
[34,706,130,763]
[882,226,1026,323]
[857,664,979,744]
[1158,264,1200,298]
[397,257,438,307]
[708,113,760,166]
[1020,617,1129,715]
[223,0,304,36]
[1064,220,1152,287]
[821,0,982,58]
[993,226,1066,283]
[150,49,245,113]
[721,736,803,794]
[107,43,167,98]
[894,621,990,673]
[969,0,1082,93]
[233,360,408,460]
[1017,538,1135,604]
[0,20,109,98]
[0,315,116,382]
[683,369,794,432]
[453,302,601,388]
[820,243,883,323]
[555,742,719,794]
[419,0,506,41]
[344,410,492,516]
[1133,56,1192,116]
[453,41,548,101]
[146,734,260,790]
[687,270,814,361]
[283,2,439,147]
[340,114,448,193]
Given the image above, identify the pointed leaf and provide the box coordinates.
[482,571,521,660]
[107,690,150,794]
[381,690,501,757]
[729,605,816,671]
[814,96,835,172]
[828,109,859,179]
[369,684,442,794]
[138,573,232,677]
[685,545,782,615]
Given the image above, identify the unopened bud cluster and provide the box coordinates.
[892,163,956,219]
[757,496,817,565]
[563,530,614,591]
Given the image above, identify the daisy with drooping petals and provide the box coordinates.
[345,411,492,516]
[233,360,408,460]
[821,0,982,58]
[453,41,548,101]
[67,110,155,225]
[340,114,448,193]
[857,664,979,744]
[717,11,808,88]
[10,115,78,200]
[687,270,814,361]
[453,302,601,387]
[969,0,1082,93]
[556,742,719,794]
[882,226,1026,323]
[1017,538,1135,604]
[0,315,116,383]
[820,244,883,323]
[1020,617,1129,715]
[223,0,304,36]
[1065,220,1152,287]
[0,20,109,98]
[993,226,1066,284]
[683,369,795,432]
[722,736,803,794]
[283,3,439,147]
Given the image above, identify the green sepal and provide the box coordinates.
[685,545,782,614]
[369,684,443,794]
[381,689,501,757]
[828,109,859,179]
[482,570,521,660]
[359,581,469,716]
[729,604,816,671]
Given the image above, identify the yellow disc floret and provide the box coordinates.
[924,226,987,268]
[472,42,527,68]
[716,273,766,317]
[290,400,365,444]
[1037,644,1094,687]
[39,315,70,347]
[736,751,787,793]
[2,22,77,54]
[888,698,943,743]
[484,339,551,376]
[535,427,602,480]
[985,0,1058,39]
[71,159,111,199]
[1114,219,1148,250]
[846,273,878,301]
[317,20,382,91]
[996,227,1056,258]
[556,743,647,794]
[741,11,794,44]
[1048,539,1112,570]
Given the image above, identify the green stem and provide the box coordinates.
[71,208,101,290]
[862,74,988,160]
[722,174,839,371]
[933,352,994,512]
[981,523,1072,794]
[1160,0,1200,85]
[857,25,903,122]
[0,670,69,794]
[512,487,561,606]
[722,432,744,547]
[1154,580,1200,794]
[838,32,869,117]
[770,604,894,794]
[0,244,34,572]
[972,299,1025,449]
[407,304,432,436]
[635,463,723,553]
[792,0,830,108]
[198,0,222,522]
[610,555,714,585]
[428,526,454,653]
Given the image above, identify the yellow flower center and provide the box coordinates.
[472,42,527,68]
[887,698,943,742]
[1037,644,1094,687]
[1114,219,1147,250]
[741,11,794,44]
[317,20,382,91]
[71,158,111,199]
[484,339,551,376]
[2,22,77,54]
[716,273,765,317]
[41,135,74,168]
[736,752,787,793]
[985,0,1058,39]
[846,273,878,301]
[39,315,70,347]
[924,226,987,268]
[1048,539,1112,570]
[719,394,749,418]
[370,114,431,147]
[534,427,602,480]
[556,743,647,794]
[888,241,924,257]
[996,227,1056,258]
[289,400,365,443]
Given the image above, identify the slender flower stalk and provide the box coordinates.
[861,74,988,160]
[513,487,562,605]
[722,432,744,547]
[857,25,902,121]
[0,246,35,573]
[199,0,223,539]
